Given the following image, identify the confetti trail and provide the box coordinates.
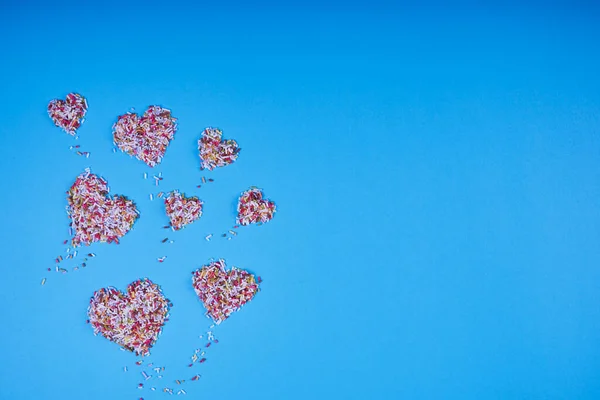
[198,127,241,170]
[237,188,276,226]
[47,93,88,135]
[113,106,177,167]
[192,259,260,324]
[87,278,171,356]
[164,191,203,231]
[67,169,139,247]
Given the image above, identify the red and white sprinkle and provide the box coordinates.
[87,278,171,356]
[236,187,276,226]
[113,106,177,167]
[192,259,260,324]
[48,93,88,135]
[198,127,241,170]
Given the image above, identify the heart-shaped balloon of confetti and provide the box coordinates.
[237,187,276,226]
[87,278,171,356]
[198,127,241,170]
[67,169,139,247]
[47,93,88,135]
[113,106,177,167]
[192,259,260,324]
[165,191,203,231]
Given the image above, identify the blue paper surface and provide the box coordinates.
[1,4,600,399]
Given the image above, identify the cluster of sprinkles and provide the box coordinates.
[48,93,88,135]
[67,168,139,247]
[237,187,277,226]
[198,127,241,170]
[192,259,260,324]
[87,278,171,356]
[113,106,177,167]
[164,191,203,231]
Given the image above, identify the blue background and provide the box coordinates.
[1,2,600,399]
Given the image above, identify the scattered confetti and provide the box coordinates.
[198,127,240,170]
[192,259,260,324]
[236,188,276,226]
[47,93,88,135]
[113,106,177,167]
[87,278,171,356]
[164,191,203,231]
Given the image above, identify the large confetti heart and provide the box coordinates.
[68,169,139,247]
[198,127,241,170]
[87,278,171,356]
[47,93,88,135]
[192,259,260,324]
[113,106,177,167]
[237,187,276,226]
[165,191,203,230]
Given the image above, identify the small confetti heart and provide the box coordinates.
[237,188,276,226]
[198,127,241,170]
[113,106,177,167]
[47,93,88,135]
[164,191,203,230]
[87,278,171,356]
[68,169,139,247]
[192,259,260,324]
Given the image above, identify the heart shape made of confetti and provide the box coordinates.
[198,127,241,170]
[68,169,139,247]
[165,191,203,231]
[237,187,276,226]
[113,106,177,167]
[87,278,171,356]
[47,93,88,135]
[192,259,260,324]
